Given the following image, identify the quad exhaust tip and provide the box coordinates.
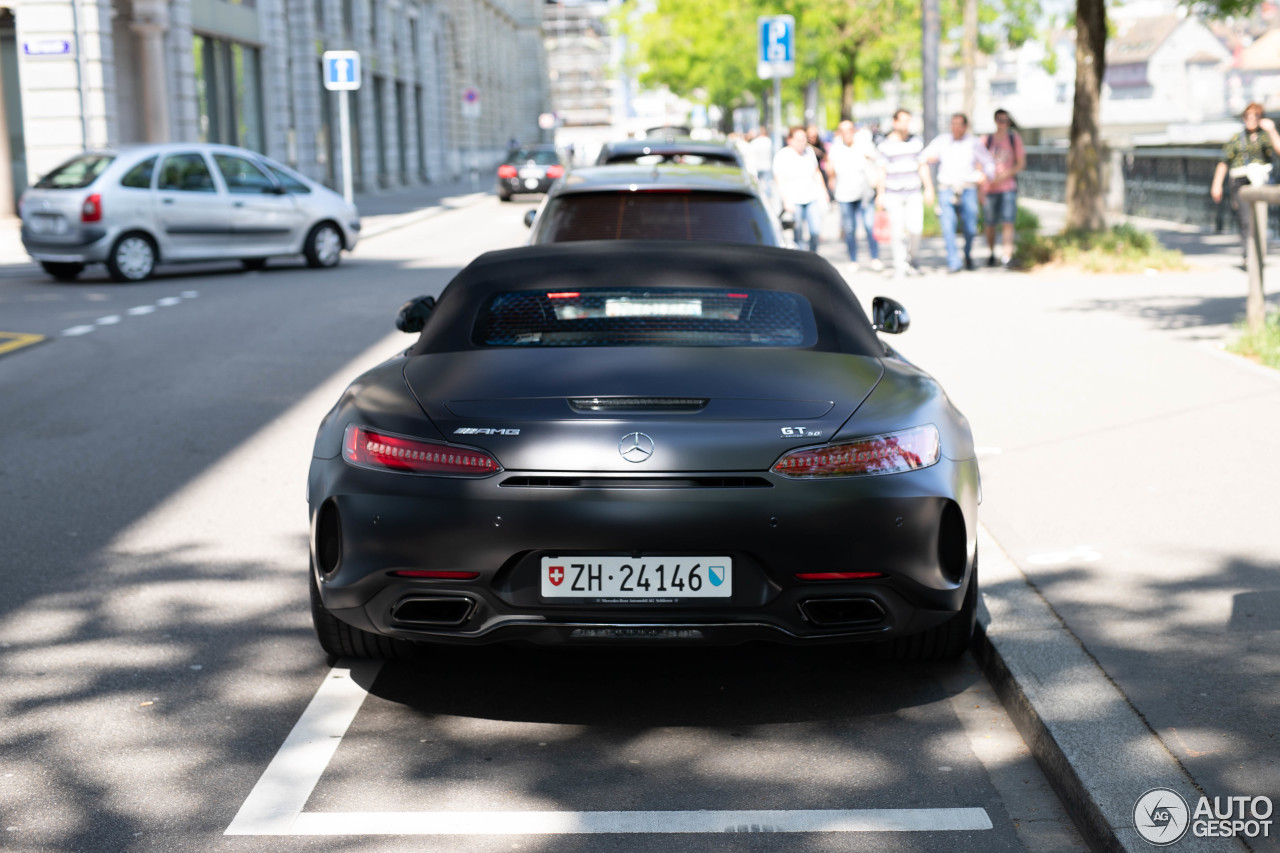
[798,598,887,627]
[392,596,475,626]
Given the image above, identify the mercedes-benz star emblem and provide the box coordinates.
[619,432,655,463]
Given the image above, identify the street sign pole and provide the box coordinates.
[757,15,795,157]
[322,50,361,205]
[339,90,353,205]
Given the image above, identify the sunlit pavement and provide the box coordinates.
[0,196,1087,853]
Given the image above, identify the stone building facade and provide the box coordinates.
[0,0,550,214]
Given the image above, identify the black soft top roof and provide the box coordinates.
[411,241,885,357]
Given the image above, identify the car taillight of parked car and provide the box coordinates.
[771,425,940,478]
[81,193,103,223]
[546,165,564,179]
[497,165,518,179]
[342,425,502,477]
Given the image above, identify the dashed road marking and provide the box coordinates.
[59,292,199,337]
[96,315,121,325]
[156,296,182,307]
[127,306,156,316]
[62,325,95,336]
[226,660,995,837]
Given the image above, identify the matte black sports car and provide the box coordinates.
[307,242,979,660]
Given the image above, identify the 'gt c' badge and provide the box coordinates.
[548,565,565,586]
[619,432,655,463]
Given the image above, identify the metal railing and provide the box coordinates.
[1021,145,1280,238]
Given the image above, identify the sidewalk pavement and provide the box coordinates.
[0,177,494,271]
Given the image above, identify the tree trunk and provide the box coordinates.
[963,0,977,120]
[1065,0,1107,231]
[840,52,857,121]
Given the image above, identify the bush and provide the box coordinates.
[1014,223,1185,273]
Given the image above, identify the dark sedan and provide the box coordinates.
[307,242,980,662]
[496,144,563,201]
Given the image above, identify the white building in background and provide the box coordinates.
[0,0,551,215]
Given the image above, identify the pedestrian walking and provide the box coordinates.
[982,109,1026,268]
[1211,103,1280,262]
[774,125,828,252]
[808,124,834,201]
[875,109,935,279]
[827,119,883,271]
[921,113,995,273]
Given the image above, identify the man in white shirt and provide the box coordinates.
[920,113,995,273]
[748,126,774,183]
[773,125,828,252]
[875,109,935,278]
[827,120,883,271]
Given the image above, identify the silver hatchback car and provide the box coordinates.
[20,143,361,282]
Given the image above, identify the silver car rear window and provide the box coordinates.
[474,287,817,348]
[34,155,116,189]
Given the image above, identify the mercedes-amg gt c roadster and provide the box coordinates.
[307,241,980,661]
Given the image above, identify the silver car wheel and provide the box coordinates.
[312,225,342,267]
[115,236,155,280]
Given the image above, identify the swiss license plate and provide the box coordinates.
[541,556,732,598]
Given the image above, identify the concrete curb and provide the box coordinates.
[358,191,492,240]
[972,525,1248,853]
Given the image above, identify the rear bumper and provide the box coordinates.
[308,456,979,646]
[497,177,554,195]
[21,226,111,262]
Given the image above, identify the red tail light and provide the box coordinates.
[497,165,518,179]
[772,425,940,478]
[343,426,501,477]
[81,193,102,223]
[546,165,565,179]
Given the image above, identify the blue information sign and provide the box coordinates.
[322,51,361,91]
[757,16,795,79]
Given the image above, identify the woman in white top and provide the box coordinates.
[773,126,828,252]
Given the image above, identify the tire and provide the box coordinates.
[241,258,268,271]
[106,233,157,282]
[40,261,85,282]
[498,191,513,202]
[309,564,417,660]
[879,551,978,661]
[303,222,344,269]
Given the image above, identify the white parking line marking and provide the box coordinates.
[62,325,95,336]
[127,306,156,315]
[289,808,994,835]
[227,659,994,837]
[225,660,381,835]
[96,315,121,325]
[156,297,182,307]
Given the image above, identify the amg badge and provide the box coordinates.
[454,427,521,435]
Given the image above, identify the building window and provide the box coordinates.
[194,34,265,152]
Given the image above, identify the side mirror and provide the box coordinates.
[262,185,288,195]
[395,295,436,333]
[871,296,910,334]
[523,209,537,228]
[779,210,796,231]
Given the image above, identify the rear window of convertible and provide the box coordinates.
[473,287,817,347]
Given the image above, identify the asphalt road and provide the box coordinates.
[0,197,1083,852]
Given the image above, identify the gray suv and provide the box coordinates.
[20,143,361,281]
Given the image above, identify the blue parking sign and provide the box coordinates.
[757,16,795,79]
[323,50,361,91]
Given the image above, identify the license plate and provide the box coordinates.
[28,214,63,235]
[541,557,732,598]
[518,167,542,179]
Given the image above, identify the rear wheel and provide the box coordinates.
[106,233,157,282]
[498,191,513,202]
[309,565,417,660]
[303,222,343,268]
[40,261,85,281]
[241,258,268,271]
[880,551,978,661]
